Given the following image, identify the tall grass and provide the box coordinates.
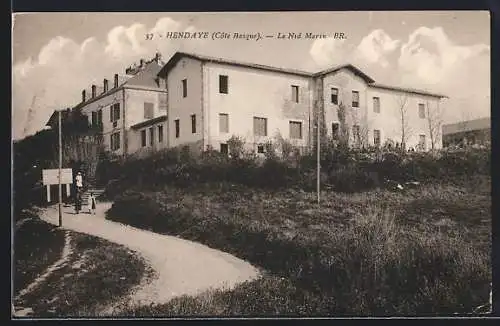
[107,182,491,315]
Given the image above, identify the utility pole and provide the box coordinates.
[317,105,321,206]
[58,110,62,227]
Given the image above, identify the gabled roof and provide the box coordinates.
[369,83,448,99]
[158,52,447,99]
[75,61,164,110]
[158,52,313,77]
[314,63,376,83]
[125,61,163,88]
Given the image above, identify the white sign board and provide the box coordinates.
[42,169,73,185]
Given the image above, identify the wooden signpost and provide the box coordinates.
[42,168,73,202]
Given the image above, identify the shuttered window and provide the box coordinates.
[289,121,302,139]
[219,113,229,133]
[253,117,267,137]
[144,102,154,119]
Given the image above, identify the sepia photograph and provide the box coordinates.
[12,11,491,318]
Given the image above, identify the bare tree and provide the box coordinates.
[425,100,444,150]
[337,101,350,148]
[395,93,412,151]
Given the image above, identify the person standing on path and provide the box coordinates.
[88,192,96,215]
[75,171,84,214]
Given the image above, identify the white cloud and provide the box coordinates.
[398,26,490,123]
[355,29,400,67]
[309,37,349,68]
[398,26,489,85]
[12,16,204,140]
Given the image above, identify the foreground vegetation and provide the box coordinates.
[14,218,151,317]
[14,214,66,296]
[107,174,490,315]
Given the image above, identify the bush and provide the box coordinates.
[102,142,490,198]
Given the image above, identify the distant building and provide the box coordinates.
[442,117,490,147]
[73,53,167,157]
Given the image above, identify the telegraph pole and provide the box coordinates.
[58,110,62,227]
[316,104,321,206]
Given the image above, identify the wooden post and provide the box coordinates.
[317,108,321,206]
[66,183,70,197]
[58,110,62,227]
[46,184,51,202]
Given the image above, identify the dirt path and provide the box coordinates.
[39,202,260,314]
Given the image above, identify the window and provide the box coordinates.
[149,127,154,146]
[291,85,299,103]
[91,111,97,126]
[220,143,228,155]
[144,102,154,119]
[191,114,196,134]
[110,132,120,151]
[419,134,426,150]
[141,130,147,147]
[257,144,265,153]
[373,129,381,147]
[289,121,302,139]
[253,117,267,136]
[352,91,359,108]
[373,97,380,113]
[110,103,120,122]
[332,122,340,140]
[353,125,360,144]
[182,79,187,98]
[331,88,339,105]
[158,125,164,143]
[219,75,228,94]
[97,109,103,126]
[418,103,425,119]
[175,119,180,138]
[219,113,229,133]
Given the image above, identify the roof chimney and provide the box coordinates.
[82,90,86,102]
[155,52,162,63]
[114,74,119,88]
[91,85,96,98]
[103,79,108,93]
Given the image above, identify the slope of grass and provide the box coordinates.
[107,177,491,316]
[15,227,153,317]
[14,217,66,296]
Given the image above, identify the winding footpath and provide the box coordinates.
[35,201,260,315]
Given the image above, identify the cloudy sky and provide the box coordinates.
[12,11,490,140]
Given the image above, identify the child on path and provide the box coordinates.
[88,192,97,215]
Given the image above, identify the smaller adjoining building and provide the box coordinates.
[442,117,490,148]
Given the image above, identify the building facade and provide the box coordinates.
[74,54,168,157]
[59,51,447,159]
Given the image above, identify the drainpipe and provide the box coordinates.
[122,88,128,157]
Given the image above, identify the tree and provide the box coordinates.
[395,94,412,151]
[337,101,350,149]
[425,100,444,150]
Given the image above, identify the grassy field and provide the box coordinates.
[107,175,491,316]
[14,219,152,317]
[14,215,66,296]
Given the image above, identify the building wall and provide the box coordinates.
[321,69,369,142]
[80,89,125,155]
[167,57,204,152]
[128,121,168,155]
[367,87,443,149]
[203,62,312,153]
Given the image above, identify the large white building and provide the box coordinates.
[73,51,447,157]
[157,52,447,155]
